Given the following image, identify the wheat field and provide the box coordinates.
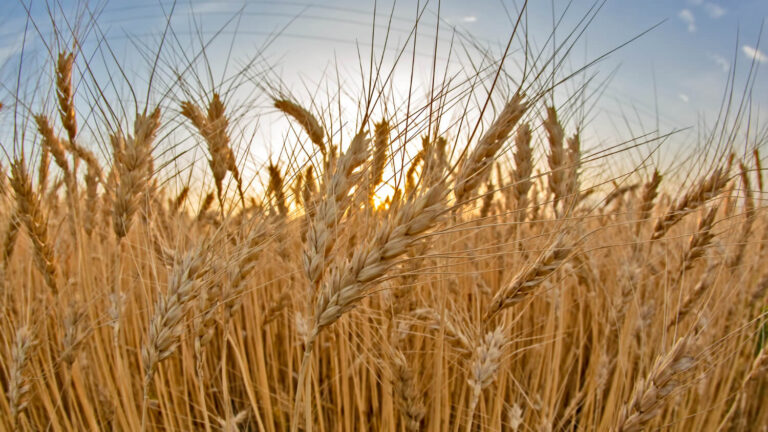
[0,3,767,431]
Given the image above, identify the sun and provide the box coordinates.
[370,183,396,210]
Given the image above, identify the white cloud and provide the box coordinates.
[678,9,696,33]
[704,3,726,19]
[708,53,730,72]
[743,45,768,63]
[462,16,477,23]
[679,93,690,103]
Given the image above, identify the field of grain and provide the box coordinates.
[0,3,767,431]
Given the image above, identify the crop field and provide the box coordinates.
[0,1,767,431]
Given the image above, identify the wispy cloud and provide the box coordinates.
[462,16,477,23]
[678,9,696,33]
[687,0,726,19]
[703,3,726,19]
[679,93,690,103]
[707,52,730,72]
[742,45,768,63]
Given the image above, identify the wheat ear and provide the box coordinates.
[614,336,696,432]
[2,211,20,272]
[728,162,756,268]
[292,180,447,431]
[677,205,719,276]
[37,145,50,196]
[55,51,101,173]
[565,132,581,207]
[267,162,288,217]
[511,123,533,221]
[651,167,728,240]
[369,119,390,206]
[544,106,567,213]
[112,108,161,239]
[34,114,72,186]
[311,180,447,342]
[636,170,662,234]
[9,160,59,294]
[466,327,506,432]
[55,52,77,146]
[142,245,209,429]
[181,94,245,206]
[455,93,527,203]
[486,232,573,319]
[303,130,370,290]
[274,98,326,156]
[391,349,426,432]
[7,325,35,432]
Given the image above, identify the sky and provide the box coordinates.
[0,0,767,179]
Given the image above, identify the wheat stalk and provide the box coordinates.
[753,149,763,193]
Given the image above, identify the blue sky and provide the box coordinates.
[1,0,767,175]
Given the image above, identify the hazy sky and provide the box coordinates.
[1,0,767,172]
